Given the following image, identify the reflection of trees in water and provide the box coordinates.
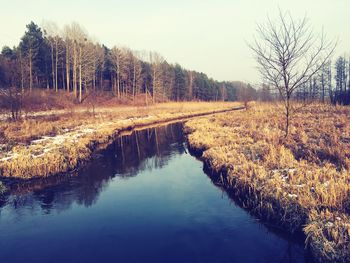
[0,122,185,215]
[110,122,185,177]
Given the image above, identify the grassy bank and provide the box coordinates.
[0,102,240,179]
[184,103,350,263]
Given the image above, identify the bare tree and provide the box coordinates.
[237,82,256,109]
[111,46,127,98]
[249,10,336,136]
[91,43,104,91]
[80,40,98,100]
[64,23,88,102]
[63,25,71,92]
[149,51,164,103]
[131,50,143,101]
[43,21,63,92]
[0,87,22,120]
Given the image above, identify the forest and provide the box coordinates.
[0,21,256,112]
[1,21,349,114]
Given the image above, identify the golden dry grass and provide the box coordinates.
[0,102,238,145]
[184,102,350,263]
[0,102,240,179]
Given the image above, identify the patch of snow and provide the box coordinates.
[0,153,19,161]
[79,128,95,133]
[32,137,50,144]
[281,175,289,181]
[325,222,334,228]
[43,147,54,153]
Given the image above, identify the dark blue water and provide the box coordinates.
[0,123,310,263]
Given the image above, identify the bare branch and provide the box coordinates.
[249,10,336,136]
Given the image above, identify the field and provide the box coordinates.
[184,103,350,262]
[2,100,349,262]
[0,101,240,179]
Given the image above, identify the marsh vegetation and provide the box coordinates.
[0,102,239,179]
[0,123,310,263]
[185,103,350,262]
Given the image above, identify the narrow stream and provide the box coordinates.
[0,122,312,263]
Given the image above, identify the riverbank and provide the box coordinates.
[0,102,241,179]
[184,103,350,263]
[0,121,308,263]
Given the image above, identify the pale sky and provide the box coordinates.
[1,0,349,83]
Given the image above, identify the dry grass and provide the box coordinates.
[0,102,240,179]
[184,102,350,263]
[0,102,239,144]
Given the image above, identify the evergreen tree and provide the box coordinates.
[19,21,49,90]
[173,64,186,101]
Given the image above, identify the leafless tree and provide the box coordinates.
[0,87,22,120]
[131,50,143,101]
[237,82,256,110]
[43,21,63,92]
[249,10,336,136]
[91,43,104,91]
[149,51,164,103]
[111,46,128,98]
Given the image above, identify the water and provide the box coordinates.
[0,123,311,263]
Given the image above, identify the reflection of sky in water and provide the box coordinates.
[0,123,311,263]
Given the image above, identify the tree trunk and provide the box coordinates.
[79,45,82,103]
[73,42,77,98]
[153,68,156,103]
[133,63,136,102]
[113,73,116,95]
[62,61,65,90]
[55,40,58,92]
[117,70,120,98]
[93,65,96,91]
[100,71,103,90]
[145,86,148,106]
[19,50,24,93]
[285,97,290,137]
[51,43,55,90]
[29,47,33,92]
[66,42,70,92]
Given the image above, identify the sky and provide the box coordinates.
[0,0,349,83]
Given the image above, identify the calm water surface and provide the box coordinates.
[0,123,311,263]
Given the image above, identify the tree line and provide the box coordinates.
[258,56,350,106]
[288,56,349,105]
[0,21,252,105]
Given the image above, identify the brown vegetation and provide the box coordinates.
[0,101,240,179]
[184,103,350,262]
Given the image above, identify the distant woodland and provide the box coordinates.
[0,21,349,111]
[0,21,256,106]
